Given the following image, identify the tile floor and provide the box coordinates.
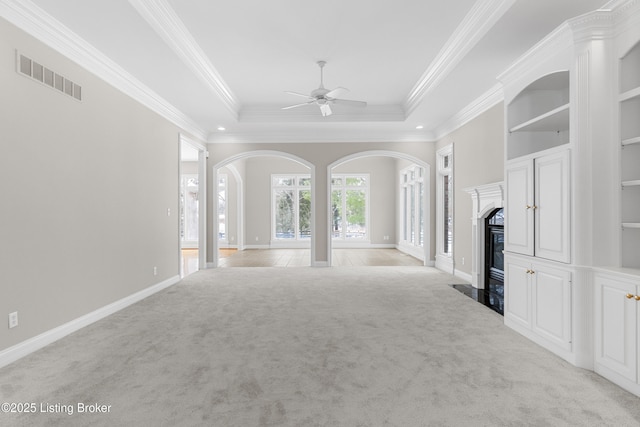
[181,248,423,275]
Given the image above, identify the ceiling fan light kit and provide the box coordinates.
[283,61,367,117]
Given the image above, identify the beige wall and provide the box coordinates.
[0,18,184,351]
[435,103,505,275]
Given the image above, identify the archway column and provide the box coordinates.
[312,166,330,267]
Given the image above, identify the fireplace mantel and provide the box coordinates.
[464,182,504,288]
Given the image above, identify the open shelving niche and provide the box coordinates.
[507,71,570,160]
[620,41,640,269]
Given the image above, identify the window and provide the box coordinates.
[180,175,199,244]
[272,175,311,240]
[437,145,453,260]
[331,174,369,240]
[400,165,425,247]
[217,174,227,242]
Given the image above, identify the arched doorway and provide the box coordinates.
[327,150,431,266]
[212,150,315,268]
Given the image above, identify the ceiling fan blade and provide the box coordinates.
[282,101,314,110]
[285,91,313,99]
[333,99,367,108]
[320,103,332,117]
[325,87,349,99]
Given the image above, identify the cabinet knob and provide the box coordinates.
[532,205,538,210]
[635,295,640,301]
[626,293,634,299]
[526,205,532,210]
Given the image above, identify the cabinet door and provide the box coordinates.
[594,276,637,382]
[534,150,570,263]
[505,159,534,256]
[505,258,531,328]
[531,263,572,350]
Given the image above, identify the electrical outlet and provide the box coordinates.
[8,312,18,329]
[167,208,171,217]
[153,266,158,276]
[255,236,259,241]
[462,257,465,265]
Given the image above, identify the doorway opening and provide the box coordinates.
[179,136,206,277]
[213,151,315,268]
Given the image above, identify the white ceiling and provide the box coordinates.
[8,0,607,143]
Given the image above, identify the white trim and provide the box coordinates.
[454,268,473,283]
[0,275,180,369]
[433,84,504,140]
[311,261,330,268]
[0,0,209,141]
[128,0,239,118]
[398,164,426,255]
[396,242,426,261]
[436,145,454,267]
[208,128,436,144]
[243,244,271,250]
[404,0,516,115]
[464,181,505,288]
[239,104,405,123]
[435,254,454,273]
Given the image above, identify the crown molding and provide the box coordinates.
[0,0,209,141]
[567,9,615,44]
[433,83,504,140]
[497,22,574,85]
[403,0,516,116]
[127,0,240,119]
[208,128,436,144]
[238,105,406,123]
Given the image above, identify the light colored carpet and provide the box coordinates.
[1,267,640,426]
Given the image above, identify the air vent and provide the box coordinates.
[17,51,82,101]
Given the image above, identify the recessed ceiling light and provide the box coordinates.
[416,125,424,130]
[217,127,226,131]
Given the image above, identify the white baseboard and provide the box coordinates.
[0,275,180,369]
[244,244,271,250]
[435,255,454,274]
[312,261,330,267]
[454,269,473,284]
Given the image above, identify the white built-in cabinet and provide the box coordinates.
[505,150,570,263]
[505,255,572,353]
[500,41,578,364]
[594,271,640,396]
[592,22,640,397]
[499,0,640,397]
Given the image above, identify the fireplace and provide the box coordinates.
[464,182,504,290]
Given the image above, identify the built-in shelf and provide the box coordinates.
[620,86,640,102]
[622,136,640,146]
[509,103,570,133]
[620,43,640,270]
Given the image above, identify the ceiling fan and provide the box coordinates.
[282,61,367,117]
